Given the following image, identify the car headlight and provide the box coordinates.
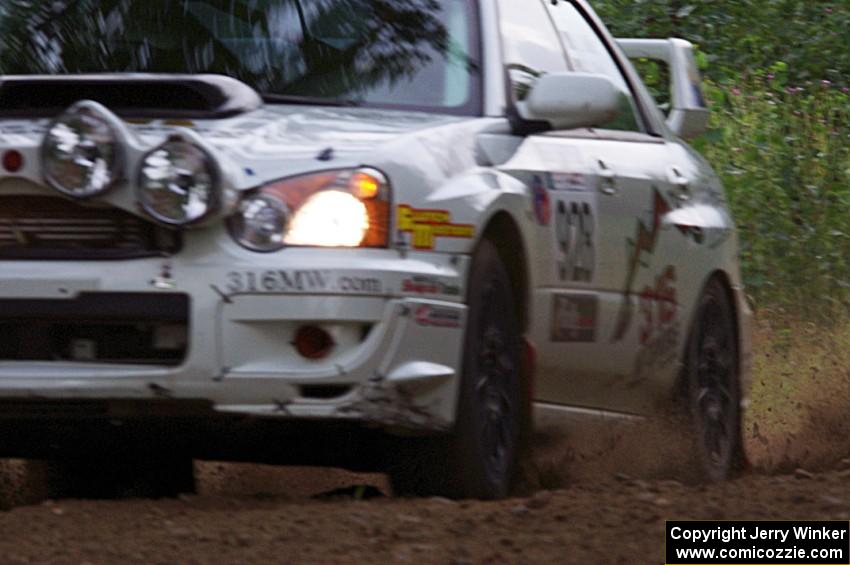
[138,137,219,226]
[228,168,390,252]
[42,103,121,198]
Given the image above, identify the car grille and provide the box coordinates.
[0,293,190,366]
[0,195,180,259]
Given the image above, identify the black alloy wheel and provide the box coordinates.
[389,239,524,499]
[687,278,743,482]
[469,265,521,494]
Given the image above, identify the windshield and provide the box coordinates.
[0,0,481,115]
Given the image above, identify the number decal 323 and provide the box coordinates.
[555,199,595,283]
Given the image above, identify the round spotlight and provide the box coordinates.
[42,105,121,197]
[138,139,218,226]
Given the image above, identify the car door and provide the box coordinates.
[498,0,688,414]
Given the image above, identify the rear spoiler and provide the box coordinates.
[617,38,709,139]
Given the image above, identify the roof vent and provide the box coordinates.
[0,74,262,119]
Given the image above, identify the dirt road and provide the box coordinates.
[1,458,850,565]
[1,325,847,564]
[2,411,849,565]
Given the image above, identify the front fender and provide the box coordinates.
[372,120,534,258]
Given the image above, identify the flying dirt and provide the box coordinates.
[1,325,848,563]
[2,408,850,564]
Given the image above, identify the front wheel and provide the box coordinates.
[684,278,744,482]
[389,240,524,499]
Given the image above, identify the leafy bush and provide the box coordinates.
[694,80,850,316]
[591,0,850,317]
[592,0,850,86]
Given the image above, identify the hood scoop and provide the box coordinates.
[0,74,263,119]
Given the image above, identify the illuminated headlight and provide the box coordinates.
[42,104,121,198]
[285,191,368,247]
[228,168,390,252]
[138,138,219,225]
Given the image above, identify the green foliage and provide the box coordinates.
[694,80,850,316]
[592,0,850,316]
[591,0,850,86]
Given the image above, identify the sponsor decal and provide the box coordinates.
[638,265,677,345]
[551,172,590,192]
[224,270,382,295]
[0,124,47,136]
[551,294,598,343]
[611,188,671,342]
[337,275,383,294]
[612,187,713,342]
[413,305,462,328]
[633,320,680,381]
[401,275,461,297]
[396,205,475,250]
[531,174,551,226]
[633,265,680,380]
[555,198,595,283]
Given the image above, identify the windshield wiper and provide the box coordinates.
[261,94,361,107]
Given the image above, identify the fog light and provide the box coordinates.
[293,326,335,360]
[2,150,23,173]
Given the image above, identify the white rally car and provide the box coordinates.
[0,0,751,499]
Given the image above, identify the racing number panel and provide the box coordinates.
[528,135,687,414]
[554,193,596,284]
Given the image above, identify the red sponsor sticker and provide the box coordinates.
[414,305,462,328]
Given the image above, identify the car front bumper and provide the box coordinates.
[0,246,469,434]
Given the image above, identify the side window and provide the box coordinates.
[496,0,567,102]
[547,1,642,132]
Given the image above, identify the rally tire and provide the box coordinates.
[389,239,524,499]
[684,278,744,482]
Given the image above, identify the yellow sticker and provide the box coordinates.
[163,119,197,127]
[397,205,475,250]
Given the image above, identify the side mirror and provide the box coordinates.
[516,72,623,131]
[617,37,709,139]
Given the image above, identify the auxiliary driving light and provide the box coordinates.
[138,138,219,226]
[42,103,121,197]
